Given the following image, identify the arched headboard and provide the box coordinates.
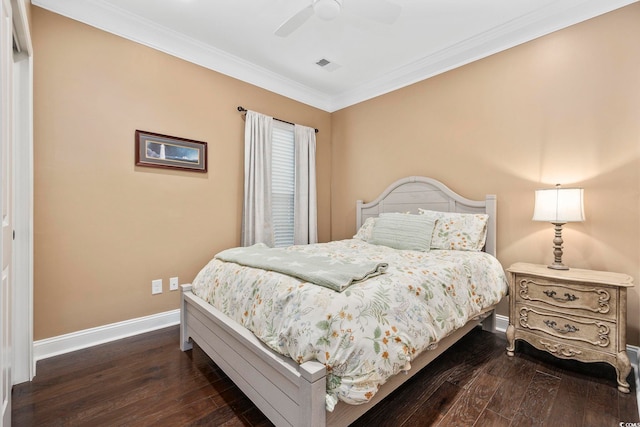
[356,176,497,256]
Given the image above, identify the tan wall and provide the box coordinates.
[34,4,640,346]
[331,4,640,345]
[32,7,332,339]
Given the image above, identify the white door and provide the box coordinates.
[0,0,13,424]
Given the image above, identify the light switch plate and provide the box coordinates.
[152,279,162,295]
[169,277,179,291]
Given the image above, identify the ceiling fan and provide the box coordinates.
[274,0,402,37]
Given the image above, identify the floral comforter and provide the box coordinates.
[191,239,508,409]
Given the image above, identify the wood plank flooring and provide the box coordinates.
[12,325,639,426]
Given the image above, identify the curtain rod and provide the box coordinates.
[237,106,318,133]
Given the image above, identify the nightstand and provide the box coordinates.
[506,262,634,393]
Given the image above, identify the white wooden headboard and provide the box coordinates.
[356,176,497,256]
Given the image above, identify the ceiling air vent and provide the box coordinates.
[315,58,341,72]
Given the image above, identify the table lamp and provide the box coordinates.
[532,184,585,270]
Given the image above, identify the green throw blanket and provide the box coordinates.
[215,244,388,292]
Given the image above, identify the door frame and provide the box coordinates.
[11,0,33,384]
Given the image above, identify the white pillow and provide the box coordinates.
[418,209,489,251]
[370,213,435,251]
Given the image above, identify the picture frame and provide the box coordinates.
[135,130,207,172]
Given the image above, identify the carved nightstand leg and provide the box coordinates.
[506,324,515,356]
[616,350,631,393]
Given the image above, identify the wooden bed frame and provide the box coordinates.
[180,176,499,427]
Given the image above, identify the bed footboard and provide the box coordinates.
[182,284,500,427]
[181,284,327,427]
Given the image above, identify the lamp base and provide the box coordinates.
[548,222,570,270]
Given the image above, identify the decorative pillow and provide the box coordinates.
[353,217,378,241]
[418,209,489,251]
[370,213,435,251]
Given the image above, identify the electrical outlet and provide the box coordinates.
[169,277,179,291]
[152,279,162,295]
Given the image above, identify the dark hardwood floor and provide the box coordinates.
[12,325,639,426]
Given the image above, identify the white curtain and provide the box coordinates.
[293,124,318,245]
[241,111,274,247]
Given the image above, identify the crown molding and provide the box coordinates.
[33,0,637,113]
[329,0,638,111]
[32,0,334,111]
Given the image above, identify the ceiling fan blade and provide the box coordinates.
[348,0,401,25]
[274,5,314,37]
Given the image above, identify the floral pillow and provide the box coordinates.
[418,209,489,251]
[353,217,377,241]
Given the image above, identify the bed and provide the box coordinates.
[180,176,507,426]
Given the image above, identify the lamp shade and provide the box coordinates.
[532,186,585,223]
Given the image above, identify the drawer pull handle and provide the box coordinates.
[544,320,579,334]
[543,290,579,302]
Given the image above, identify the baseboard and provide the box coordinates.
[495,313,509,333]
[33,309,180,365]
[628,345,640,418]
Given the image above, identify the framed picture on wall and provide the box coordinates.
[135,130,208,172]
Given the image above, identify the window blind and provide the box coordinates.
[271,121,295,247]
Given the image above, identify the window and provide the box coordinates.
[271,121,295,247]
[242,110,316,248]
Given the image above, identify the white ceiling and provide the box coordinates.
[32,0,635,112]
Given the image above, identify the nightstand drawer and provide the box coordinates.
[516,304,615,353]
[515,275,617,321]
[516,330,612,363]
